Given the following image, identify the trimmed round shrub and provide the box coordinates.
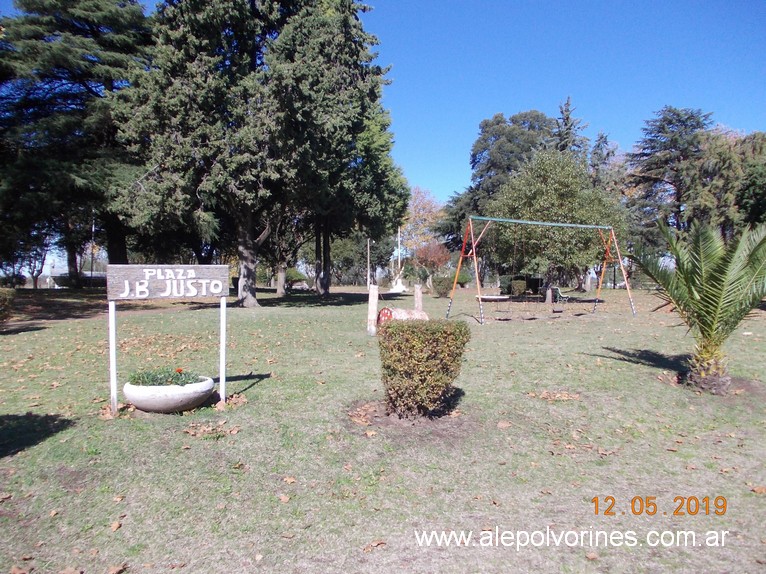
[378,320,471,417]
[285,267,308,287]
[431,276,453,298]
[456,270,473,287]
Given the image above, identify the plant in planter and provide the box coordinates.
[123,367,214,413]
[378,320,471,417]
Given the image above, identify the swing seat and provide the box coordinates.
[552,287,569,303]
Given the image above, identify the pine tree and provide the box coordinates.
[118,0,405,304]
[0,0,151,280]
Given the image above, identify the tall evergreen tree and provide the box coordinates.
[552,96,589,158]
[118,0,404,304]
[118,0,303,306]
[627,106,713,233]
[436,110,555,250]
[0,0,151,281]
[263,0,406,296]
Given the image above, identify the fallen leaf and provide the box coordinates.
[110,521,122,532]
[497,420,512,430]
[50,509,59,517]
[281,532,295,539]
[586,551,598,560]
[107,563,128,574]
[10,567,29,574]
[364,430,377,438]
[113,495,125,502]
[255,554,263,562]
[283,476,297,484]
[752,485,766,494]
[362,540,386,553]
[278,494,290,503]
[0,492,12,502]
[88,548,98,556]
[59,569,84,574]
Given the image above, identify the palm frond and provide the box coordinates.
[631,222,766,359]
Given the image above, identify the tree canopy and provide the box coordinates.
[0,0,151,282]
[116,0,406,305]
[488,149,625,284]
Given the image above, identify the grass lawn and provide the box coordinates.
[1,286,764,573]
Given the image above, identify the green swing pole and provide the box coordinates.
[469,215,612,231]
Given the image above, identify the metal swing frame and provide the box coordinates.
[445,216,637,324]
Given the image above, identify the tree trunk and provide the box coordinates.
[104,213,129,264]
[314,219,331,296]
[236,214,271,308]
[314,224,325,295]
[66,243,82,289]
[321,229,331,295]
[275,263,287,297]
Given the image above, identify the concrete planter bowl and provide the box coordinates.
[123,376,215,413]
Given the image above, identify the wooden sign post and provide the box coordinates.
[106,265,229,415]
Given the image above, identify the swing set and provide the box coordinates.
[445,215,636,324]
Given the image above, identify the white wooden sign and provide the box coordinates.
[106,265,229,414]
[107,264,228,300]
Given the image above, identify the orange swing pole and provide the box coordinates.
[469,219,488,325]
[593,229,612,313]
[610,228,637,317]
[445,221,472,319]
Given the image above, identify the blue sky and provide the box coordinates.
[2,0,765,204]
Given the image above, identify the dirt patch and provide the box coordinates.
[723,376,766,403]
[346,398,473,440]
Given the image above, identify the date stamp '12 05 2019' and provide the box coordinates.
[592,495,727,516]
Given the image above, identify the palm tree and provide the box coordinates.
[632,222,766,394]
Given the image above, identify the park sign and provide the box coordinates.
[106,265,229,300]
[105,264,229,415]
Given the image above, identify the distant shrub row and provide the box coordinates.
[0,288,14,324]
[431,270,472,298]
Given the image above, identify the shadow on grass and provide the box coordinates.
[9,289,107,322]
[258,290,406,309]
[216,372,271,394]
[592,347,691,372]
[0,413,75,458]
[0,323,46,336]
[426,386,466,419]
[201,372,271,407]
